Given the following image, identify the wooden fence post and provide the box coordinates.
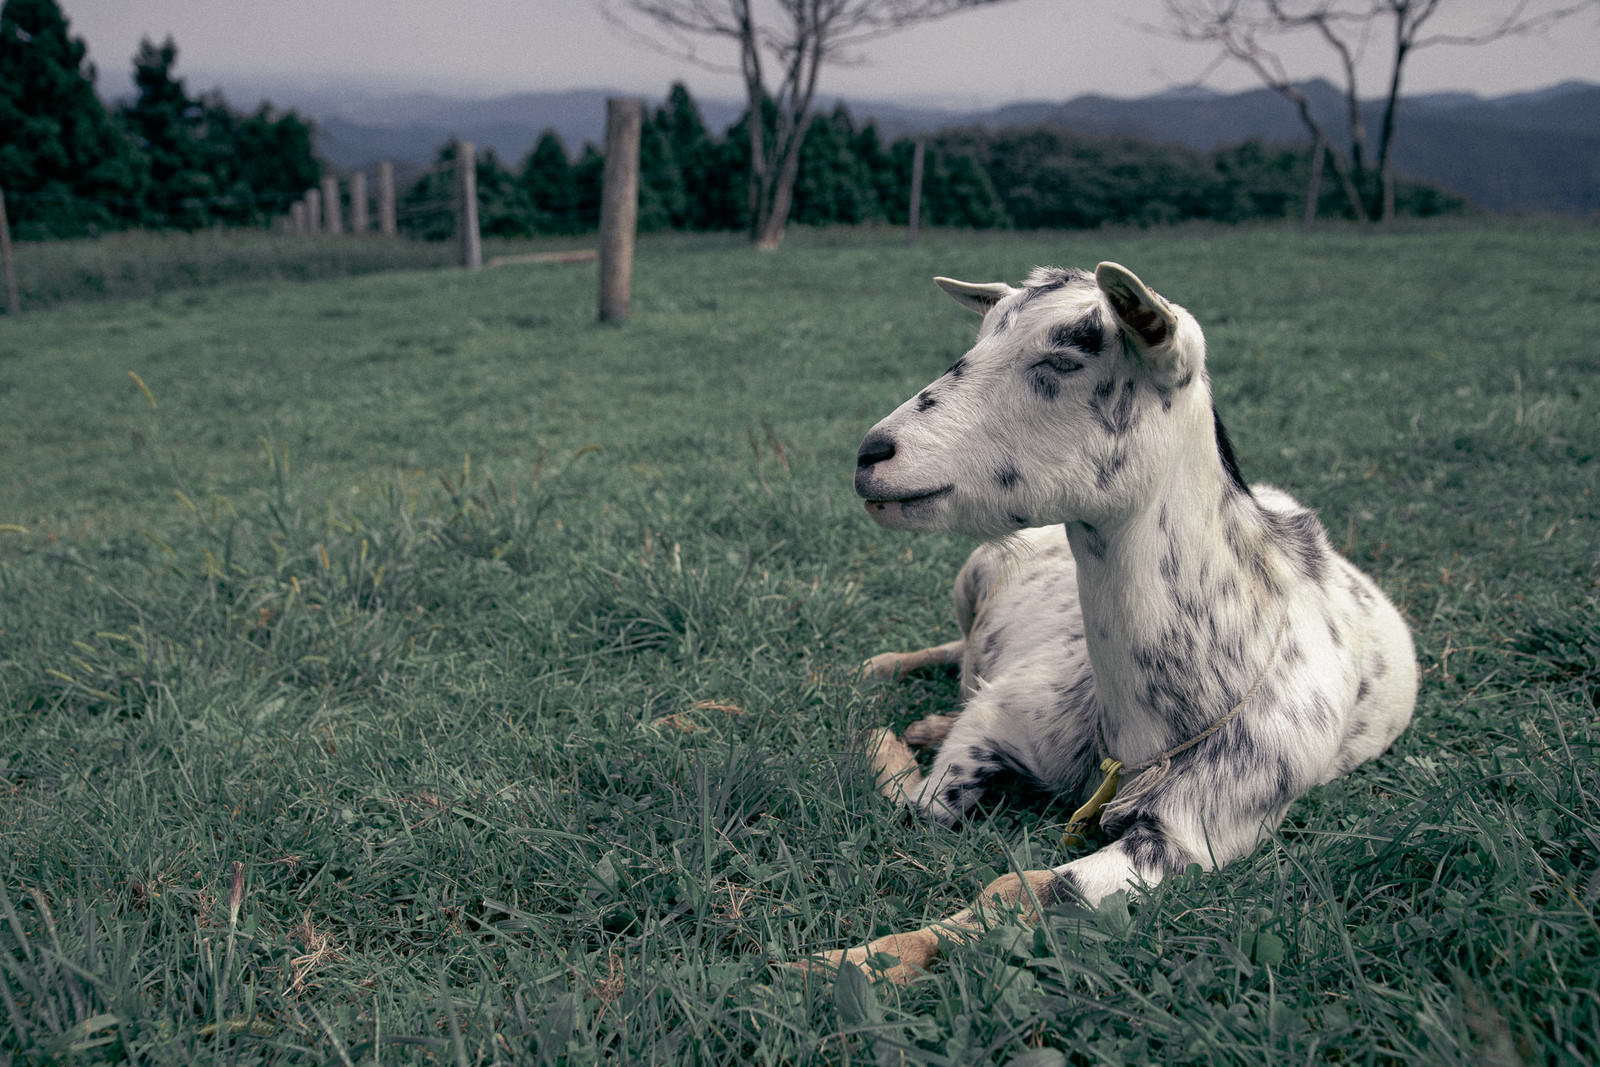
[377,161,397,237]
[0,188,19,315]
[290,200,307,235]
[907,139,926,247]
[598,98,642,324]
[321,174,342,235]
[454,140,482,270]
[305,188,322,235]
[350,171,369,234]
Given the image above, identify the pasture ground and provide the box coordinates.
[1,222,1596,1063]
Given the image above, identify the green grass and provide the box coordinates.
[0,229,598,312]
[1,221,1596,1064]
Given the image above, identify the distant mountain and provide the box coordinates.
[962,79,1600,215]
[300,80,1600,216]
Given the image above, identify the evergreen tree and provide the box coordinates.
[852,122,900,222]
[230,103,320,223]
[119,36,216,228]
[637,118,684,233]
[793,104,878,226]
[399,141,535,239]
[656,83,717,230]
[474,146,535,237]
[520,130,577,235]
[926,150,1008,229]
[570,144,606,231]
[0,0,142,237]
[398,142,458,240]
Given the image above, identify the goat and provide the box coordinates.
[813,262,1417,983]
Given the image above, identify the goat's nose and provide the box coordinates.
[857,431,896,468]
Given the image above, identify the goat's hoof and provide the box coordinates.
[862,727,918,776]
[903,713,958,747]
[794,945,924,985]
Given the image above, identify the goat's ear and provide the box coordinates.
[1095,262,1177,349]
[934,276,1016,316]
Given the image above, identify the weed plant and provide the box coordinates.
[0,221,1596,1063]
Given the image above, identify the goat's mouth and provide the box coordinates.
[861,485,953,512]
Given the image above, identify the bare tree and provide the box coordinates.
[1159,1,1597,223]
[603,0,1016,249]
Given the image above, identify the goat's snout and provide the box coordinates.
[855,431,896,498]
[857,431,896,469]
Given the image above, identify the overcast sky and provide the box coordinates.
[64,0,1600,108]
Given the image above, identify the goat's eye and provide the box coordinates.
[1034,354,1083,375]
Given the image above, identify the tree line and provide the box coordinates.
[399,80,1467,242]
[1,0,318,239]
[3,0,1468,245]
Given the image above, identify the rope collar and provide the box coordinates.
[1063,614,1289,846]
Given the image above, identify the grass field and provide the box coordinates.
[1,222,1596,1064]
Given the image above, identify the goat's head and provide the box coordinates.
[854,262,1214,539]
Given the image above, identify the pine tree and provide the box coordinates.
[852,122,900,223]
[231,103,320,223]
[474,146,536,237]
[637,118,685,233]
[927,150,1008,229]
[0,0,142,237]
[793,104,878,226]
[656,83,719,230]
[571,144,606,232]
[119,36,217,228]
[520,131,577,235]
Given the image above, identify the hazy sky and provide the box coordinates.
[65,0,1600,107]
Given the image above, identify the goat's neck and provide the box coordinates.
[1065,457,1280,763]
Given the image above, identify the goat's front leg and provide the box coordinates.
[805,817,1220,983]
[801,868,1068,983]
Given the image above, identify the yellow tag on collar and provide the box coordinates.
[1062,758,1122,847]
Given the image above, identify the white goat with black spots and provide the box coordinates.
[812,262,1417,982]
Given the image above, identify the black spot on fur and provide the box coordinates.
[1094,447,1128,490]
[947,357,967,379]
[1049,308,1105,355]
[995,465,1021,490]
[1110,814,1193,875]
[1273,757,1297,802]
[1074,522,1108,561]
[1089,378,1139,436]
[1355,678,1371,703]
[1263,508,1329,586]
[1302,693,1336,729]
[965,742,1039,791]
[1213,407,1251,497]
[1010,513,1030,526]
[916,391,937,413]
[1159,542,1181,586]
[1036,872,1085,908]
[1030,370,1060,401]
[1053,673,1096,714]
